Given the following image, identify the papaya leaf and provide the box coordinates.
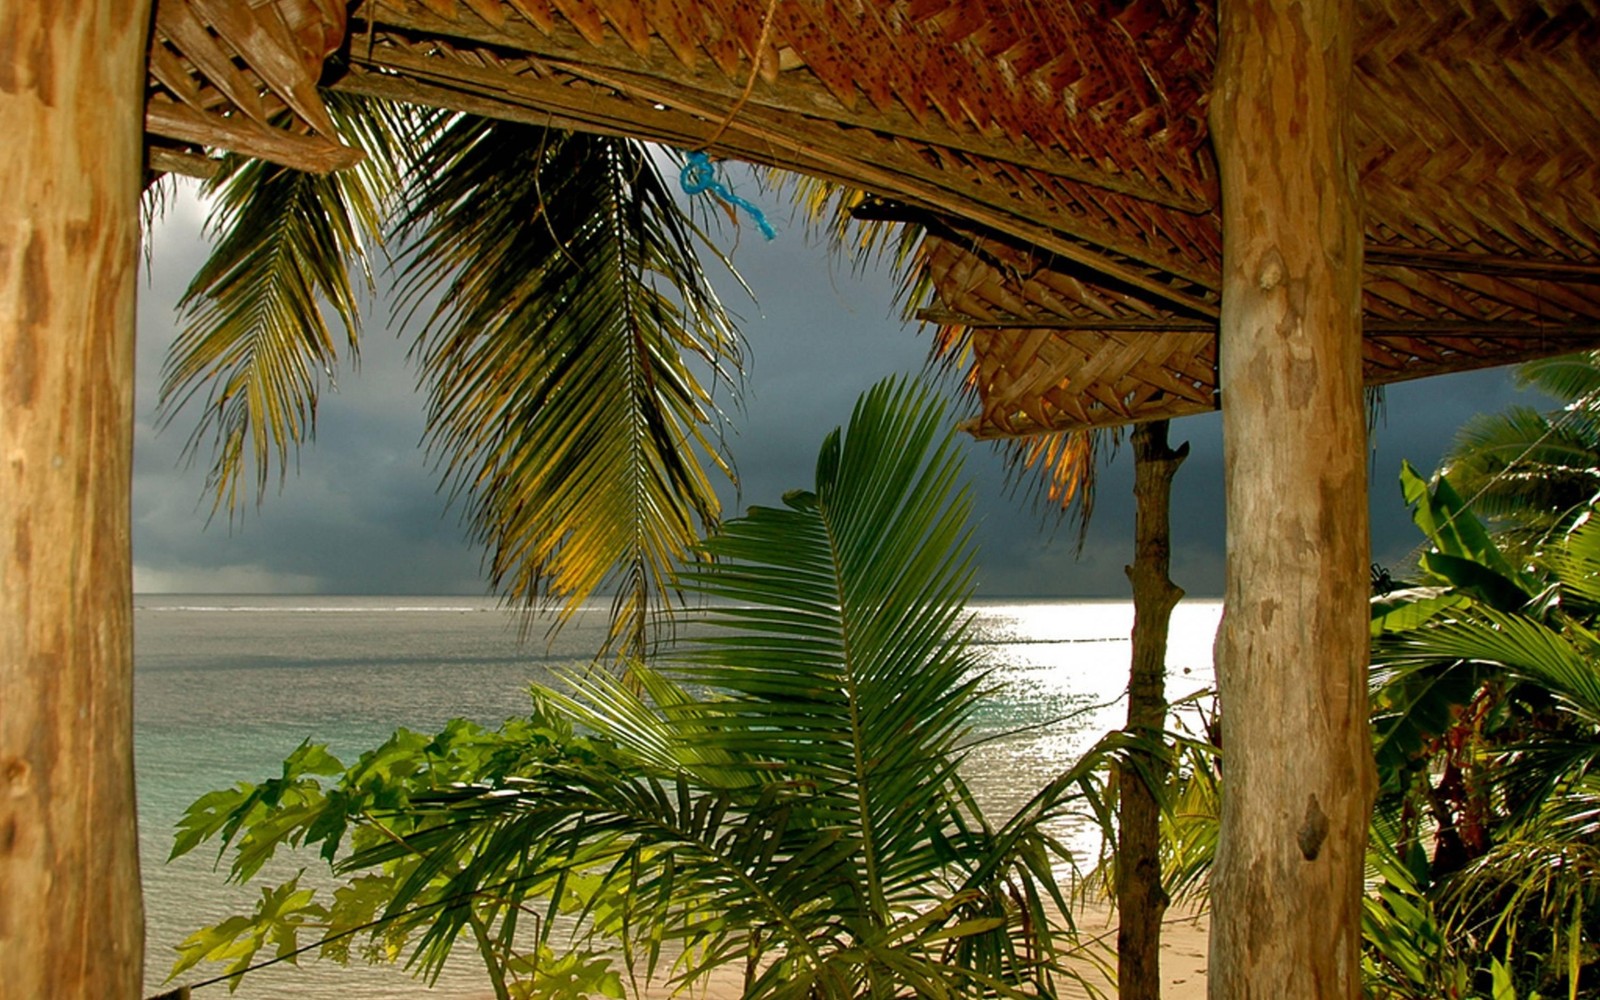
[169,876,328,989]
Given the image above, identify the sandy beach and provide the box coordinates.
[1058,901,1210,1000]
[635,901,1210,999]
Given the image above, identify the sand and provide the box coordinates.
[1057,901,1210,1000]
[634,901,1211,999]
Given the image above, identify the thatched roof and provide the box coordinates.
[143,0,1600,436]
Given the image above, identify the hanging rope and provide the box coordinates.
[679,151,777,240]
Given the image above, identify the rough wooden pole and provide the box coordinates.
[1210,1,1375,998]
[0,2,151,996]
[1117,420,1187,1000]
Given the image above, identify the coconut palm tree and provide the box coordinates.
[154,94,743,652]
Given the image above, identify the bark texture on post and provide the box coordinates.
[1117,420,1187,1000]
[0,2,150,996]
[1210,1,1375,998]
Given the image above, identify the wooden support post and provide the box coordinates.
[0,2,151,996]
[1118,420,1188,1000]
[1210,1,1375,998]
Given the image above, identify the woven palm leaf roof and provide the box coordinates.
[142,0,1600,436]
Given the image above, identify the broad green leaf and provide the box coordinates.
[1370,587,1468,637]
[1400,461,1531,596]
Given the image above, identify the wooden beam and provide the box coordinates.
[919,311,1214,331]
[339,23,1224,317]
[923,310,1600,338]
[1210,1,1374,998]
[147,145,221,180]
[1367,246,1600,282]
[350,0,1212,212]
[1,1,151,996]
[145,96,363,174]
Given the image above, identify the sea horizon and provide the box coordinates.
[135,594,1222,998]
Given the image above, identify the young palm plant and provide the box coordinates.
[782,175,1185,1000]
[166,378,1116,999]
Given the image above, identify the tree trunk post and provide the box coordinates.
[1210,1,1375,998]
[1117,419,1188,1000]
[0,2,151,996]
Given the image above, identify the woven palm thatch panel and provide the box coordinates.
[145,0,359,175]
[929,228,1600,435]
[922,228,1197,325]
[923,0,1600,437]
[140,0,1600,435]
[1355,0,1600,262]
[320,0,1225,319]
[967,328,1217,436]
[359,0,1218,202]
[963,324,1600,436]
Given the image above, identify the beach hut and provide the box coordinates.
[4,1,1599,996]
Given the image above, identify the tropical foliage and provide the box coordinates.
[166,380,1122,999]
[1365,462,1600,999]
[1139,450,1600,1000]
[155,95,743,649]
[1438,351,1600,558]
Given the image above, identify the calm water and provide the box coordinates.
[135,596,1221,998]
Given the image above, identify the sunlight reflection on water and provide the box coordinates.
[135,596,1220,999]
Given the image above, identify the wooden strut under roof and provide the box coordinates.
[142,0,1600,436]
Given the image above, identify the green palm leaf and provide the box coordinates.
[666,377,983,916]
[334,377,1073,997]
[1516,350,1600,404]
[392,120,741,650]
[160,102,745,644]
[1441,406,1600,543]
[1380,605,1600,713]
[158,92,411,512]
[1544,516,1600,609]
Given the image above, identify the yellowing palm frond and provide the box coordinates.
[392,121,742,651]
[158,92,413,512]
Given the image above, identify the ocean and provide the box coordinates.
[134,596,1222,999]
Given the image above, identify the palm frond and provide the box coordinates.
[392,119,742,650]
[998,428,1122,545]
[1516,350,1600,405]
[334,377,1079,998]
[158,91,411,513]
[1440,406,1600,541]
[1379,606,1600,706]
[1544,516,1600,608]
[1440,833,1600,993]
[774,174,929,284]
[666,376,983,913]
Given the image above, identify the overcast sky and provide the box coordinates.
[132,177,1545,600]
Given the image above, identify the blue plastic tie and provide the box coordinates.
[679,151,777,240]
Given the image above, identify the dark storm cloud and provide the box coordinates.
[133,184,487,595]
[133,181,1548,599]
